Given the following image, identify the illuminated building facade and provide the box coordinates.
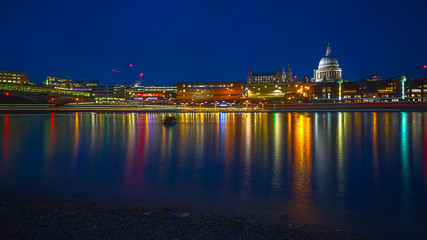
[406,77,427,101]
[45,76,72,88]
[75,80,98,87]
[314,43,342,82]
[247,70,282,84]
[242,82,315,103]
[311,77,427,102]
[176,82,243,103]
[144,86,177,93]
[0,71,29,84]
[45,76,97,91]
[129,86,177,103]
[313,82,339,100]
[244,83,292,100]
[92,85,127,103]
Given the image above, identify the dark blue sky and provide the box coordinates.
[1,0,426,85]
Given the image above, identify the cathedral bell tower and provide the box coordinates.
[285,64,293,82]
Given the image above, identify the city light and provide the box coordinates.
[401,76,406,100]
[129,64,133,67]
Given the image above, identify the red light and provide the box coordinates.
[5,92,10,96]
[374,76,377,78]
[134,93,162,97]
[51,97,55,101]
[139,73,143,77]
[129,64,133,67]
[424,65,427,69]
[294,76,297,79]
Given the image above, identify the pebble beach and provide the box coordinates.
[0,191,393,240]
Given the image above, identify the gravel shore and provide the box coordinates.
[0,191,393,240]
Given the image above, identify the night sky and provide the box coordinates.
[1,0,426,86]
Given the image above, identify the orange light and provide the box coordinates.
[424,65,427,69]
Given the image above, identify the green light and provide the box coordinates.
[401,76,406,100]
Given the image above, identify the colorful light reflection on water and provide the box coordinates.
[1,112,427,238]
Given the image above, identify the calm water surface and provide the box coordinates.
[1,112,427,238]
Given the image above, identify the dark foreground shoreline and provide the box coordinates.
[0,191,393,240]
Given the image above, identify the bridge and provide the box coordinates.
[0,83,92,104]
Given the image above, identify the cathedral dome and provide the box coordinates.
[318,43,339,69]
[314,43,343,82]
[318,56,339,68]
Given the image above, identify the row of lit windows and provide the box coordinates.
[0,76,21,79]
[183,84,233,88]
[181,94,236,98]
[0,73,21,76]
[254,76,274,79]
[1,80,22,83]
[409,89,427,93]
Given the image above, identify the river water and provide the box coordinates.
[1,112,426,238]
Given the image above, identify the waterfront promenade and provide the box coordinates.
[1,102,427,113]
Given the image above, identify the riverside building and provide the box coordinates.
[129,85,177,104]
[0,71,29,84]
[176,82,243,103]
